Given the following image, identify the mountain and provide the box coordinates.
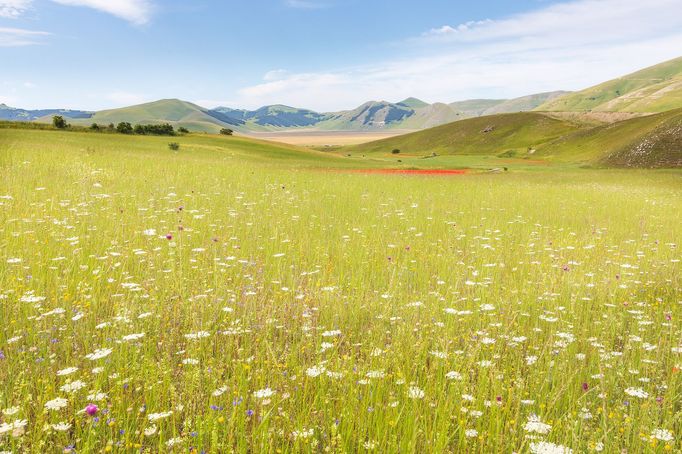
[0,104,92,121]
[212,104,329,130]
[448,99,506,117]
[483,91,569,115]
[347,109,682,168]
[397,97,430,109]
[77,99,243,132]
[537,57,682,113]
[316,101,415,130]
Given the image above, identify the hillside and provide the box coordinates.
[212,105,329,129]
[346,112,584,156]
[346,108,682,168]
[537,56,682,113]
[535,108,682,167]
[77,99,243,133]
[0,103,92,121]
[483,91,569,115]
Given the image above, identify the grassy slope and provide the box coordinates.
[537,56,682,112]
[345,109,682,168]
[346,112,584,156]
[0,128,349,168]
[72,99,230,133]
[535,108,682,167]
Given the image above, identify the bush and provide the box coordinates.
[391,149,400,154]
[178,127,189,134]
[90,123,101,131]
[52,115,68,129]
[220,128,233,136]
[116,122,133,134]
[168,142,180,150]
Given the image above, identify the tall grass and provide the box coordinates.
[0,129,680,453]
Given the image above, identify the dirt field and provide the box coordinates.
[245,129,414,146]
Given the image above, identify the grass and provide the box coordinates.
[346,109,682,169]
[345,112,588,157]
[71,99,234,133]
[0,127,680,453]
[538,56,682,112]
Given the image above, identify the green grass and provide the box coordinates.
[346,112,587,157]
[71,99,233,133]
[0,128,680,453]
[538,56,682,112]
[345,110,682,169]
[535,108,682,167]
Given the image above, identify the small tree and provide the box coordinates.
[133,124,146,135]
[178,127,189,134]
[168,142,180,150]
[116,122,133,134]
[52,115,68,129]
[90,123,101,131]
[220,128,233,136]
[391,149,400,154]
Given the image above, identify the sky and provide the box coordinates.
[1,0,681,111]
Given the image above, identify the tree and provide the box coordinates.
[134,124,146,135]
[391,149,401,154]
[178,127,189,134]
[116,122,133,134]
[220,128,233,136]
[52,115,68,129]
[90,123,101,131]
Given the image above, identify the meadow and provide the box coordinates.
[0,129,680,453]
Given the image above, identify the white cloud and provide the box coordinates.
[51,0,153,25]
[0,0,31,18]
[235,0,682,111]
[0,27,49,47]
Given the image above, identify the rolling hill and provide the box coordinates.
[75,99,243,133]
[535,108,682,167]
[346,112,585,156]
[537,57,682,113]
[346,109,682,168]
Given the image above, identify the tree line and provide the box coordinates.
[52,115,188,136]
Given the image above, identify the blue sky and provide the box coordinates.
[1,0,681,111]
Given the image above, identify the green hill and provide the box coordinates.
[346,109,682,168]
[75,99,242,133]
[537,56,682,113]
[535,108,682,167]
[347,112,584,156]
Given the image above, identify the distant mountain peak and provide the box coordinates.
[398,97,430,109]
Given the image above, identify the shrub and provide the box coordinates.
[220,128,233,136]
[52,115,68,129]
[90,123,101,131]
[168,142,180,151]
[178,127,189,134]
[391,149,401,154]
[116,122,133,134]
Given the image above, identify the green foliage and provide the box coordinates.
[178,126,189,134]
[391,148,401,154]
[52,115,68,129]
[116,122,133,134]
[90,123,101,131]
[220,128,233,135]
[133,123,176,136]
[168,142,180,150]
